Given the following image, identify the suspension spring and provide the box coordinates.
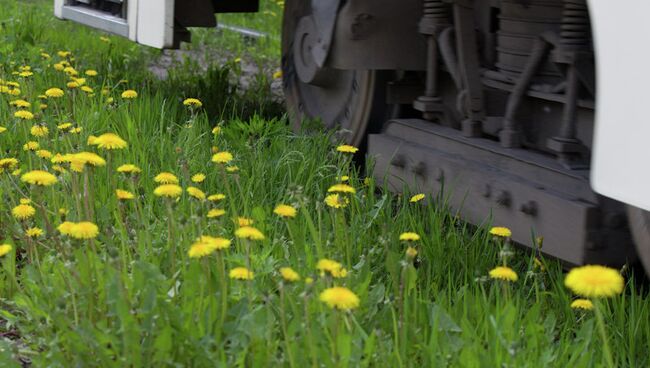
[560,0,590,49]
[422,0,449,25]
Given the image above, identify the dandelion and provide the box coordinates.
[238,217,254,226]
[30,125,49,137]
[197,236,231,251]
[489,226,512,238]
[121,90,138,99]
[229,267,254,280]
[406,246,418,259]
[399,232,420,241]
[154,172,178,184]
[226,166,239,173]
[336,144,359,154]
[36,150,53,159]
[410,193,425,203]
[154,184,183,198]
[67,81,79,89]
[183,98,203,108]
[212,126,221,135]
[187,186,206,200]
[58,123,73,131]
[319,287,360,310]
[26,227,43,238]
[93,133,127,150]
[69,222,99,239]
[337,175,350,182]
[45,88,64,98]
[0,158,19,170]
[564,265,624,298]
[327,184,356,194]
[191,173,206,183]
[85,70,98,76]
[235,226,265,241]
[0,244,12,257]
[324,194,348,209]
[208,193,226,202]
[117,164,141,174]
[272,70,283,79]
[10,99,31,108]
[280,267,300,282]
[274,204,297,218]
[212,151,233,164]
[21,170,57,186]
[489,266,518,282]
[81,86,94,94]
[0,127,6,134]
[317,258,348,278]
[14,110,34,120]
[116,189,135,200]
[188,241,215,258]
[57,221,75,235]
[23,141,39,151]
[207,209,226,218]
[571,299,594,311]
[12,203,36,220]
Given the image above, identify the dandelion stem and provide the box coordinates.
[594,300,615,368]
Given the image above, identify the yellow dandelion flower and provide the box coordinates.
[272,70,283,79]
[57,123,73,131]
[489,226,512,238]
[197,236,231,251]
[45,88,64,98]
[229,267,254,280]
[52,165,67,173]
[116,189,135,200]
[36,150,52,159]
[238,217,254,227]
[70,127,82,134]
[85,70,98,76]
[489,266,518,282]
[226,165,239,173]
[21,170,57,186]
[183,98,203,108]
[0,158,19,169]
[187,186,206,200]
[191,173,206,183]
[571,299,594,311]
[336,144,359,154]
[273,204,297,218]
[188,241,215,258]
[319,287,360,310]
[0,127,6,134]
[57,50,71,58]
[212,126,221,135]
[410,193,425,203]
[12,204,36,220]
[154,172,178,184]
[69,222,99,239]
[337,175,350,182]
[399,232,420,241]
[57,221,75,235]
[207,209,226,218]
[212,151,233,164]
[121,89,138,99]
[406,246,418,259]
[14,110,34,120]
[0,244,12,257]
[100,36,110,43]
[154,184,183,198]
[58,208,69,216]
[23,141,39,151]
[19,198,31,204]
[235,226,265,241]
[67,81,79,89]
[327,183,356,194]
[10,99,31,108]
[316,259,348,278]
[280,267,300,282]
[208,193,226,202]
[324,194,348,209]
[305,277,314,285]
[564,265,624,298]
[81,86,94,94]
[93,133,127,150]
[30,125,49,137]
[117,164,141,174]
[70,152,106,167]
[26,227,43,238]
[11,169,21,176]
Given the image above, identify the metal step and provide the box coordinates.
[60,4,128,37]
[368,119,635,266]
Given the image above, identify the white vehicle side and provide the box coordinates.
[590,0,650,211]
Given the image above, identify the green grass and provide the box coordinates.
[0,1,649,367]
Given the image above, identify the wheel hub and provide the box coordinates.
[293,16,333,87]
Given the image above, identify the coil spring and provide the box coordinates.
[561,0,591,48]
[422,0,449,23]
